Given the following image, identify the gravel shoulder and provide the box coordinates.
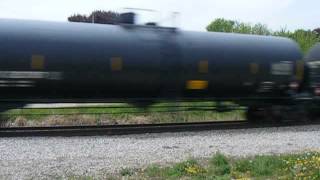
[0,125,319,179]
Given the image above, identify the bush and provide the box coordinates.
[209,153,231,175]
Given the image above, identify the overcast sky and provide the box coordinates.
[0,0,318,31]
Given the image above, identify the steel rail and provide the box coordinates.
[1,120,319,137]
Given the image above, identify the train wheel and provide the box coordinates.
[246,106,282,123]
[269,105,310,123]
[305,104,320,122]
[246,106,263,123]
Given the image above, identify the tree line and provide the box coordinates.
[68,10,119,24]
[68,10,319,53]
[206,18,320,53]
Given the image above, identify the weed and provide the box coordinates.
[120,168,133,177]
[115,152,320,179]
[250,155,284,177]
[145,165,162,177]
[283,152,320,179]
[0,115,10,127]
[209,152,231,175]
[14,116,27,127]
[234,159,252,173]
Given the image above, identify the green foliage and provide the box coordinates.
[167,159,204,177]
[273,28,320,53]
[250,155,285,176]
[107,152,320,179]
[291,30,319,53]
[206,18,235,33]
[145,165,163,177]
[233,22,253,34]
[119,168,133,177]
[234,159,252,173]
[206,18,271,35]
[283,152,320,179]
[68,10,119,24]
[209,152,231,175]
[233,155,285,177]
[145,159,206,179]
[252,23,272,35]
[273,29,320,53]
[207,18,320,53]
[273,27,292,37]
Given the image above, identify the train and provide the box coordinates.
[0,13,319,121]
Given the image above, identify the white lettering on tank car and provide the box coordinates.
[0,80,35,87]
[0,84,34,87]
[271,61,293,75]
[0,71,63,80]
[308,61,320,69]
[0,80,34,84]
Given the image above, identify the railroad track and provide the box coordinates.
[1,120,320,137]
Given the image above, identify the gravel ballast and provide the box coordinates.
[0,125,319,179]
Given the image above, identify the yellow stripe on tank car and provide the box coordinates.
[31,55,45,70]
[296,60,305,81]
[186,80,208,90]
[250,63,259,74]
[110,57,123,71]
[198,60,208,73]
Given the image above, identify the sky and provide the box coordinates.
[0,0,319,32]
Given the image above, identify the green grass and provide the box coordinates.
[144,159,206,179]
[0,102,245,127]
[209,152,231,176]
[112,152,320,180]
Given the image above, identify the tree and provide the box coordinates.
[251,23,271,35]
[206,18,271,35]
[289,29,320,53]
[207,18,319,53]
[206,18,235,33]
[68,14,90,23]
[233,22,252,34]
[273,28,320,53]
[273,27,291,37]
[88,10,120,24]
[68,10,120,24]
